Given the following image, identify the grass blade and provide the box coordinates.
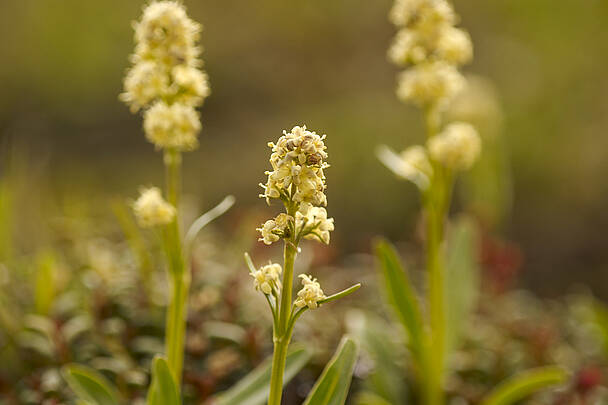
[302,336,359,405]
[481,366,568,405]
[374,239,425,363]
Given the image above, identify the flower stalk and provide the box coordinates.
[377,1,482,404]
[247,125,360,405]
[122,0,214,390]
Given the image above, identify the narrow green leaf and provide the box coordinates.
[374,240,425,363]
[212,346,311,405]
[319,284,361,306]
[445,217,480,355]
[147,356,180,405]
[354,391,394,405]
[62,364,120,405]
[303,336,359,405]
[481,367,568,405]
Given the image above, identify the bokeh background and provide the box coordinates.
[2,0,608,297]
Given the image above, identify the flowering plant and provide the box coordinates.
[63,2,233,404]
[245,125,361,405]
[375,1,567,404]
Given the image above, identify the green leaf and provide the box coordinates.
[147,356,180,405]
[354,391,394,405]
[347,311,408,404]
[212,345,311,405]
[302,336,359,405]
[62,364,120,405]
[319,284,361,306]
[374,240,425,364]
[481,367,568,405]
[445,217,480,355]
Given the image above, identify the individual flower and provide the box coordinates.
[257,213,293,245]
[143,101,201,150]
[121,61,169,112]
[296,206,334,244]
[294,274,326,309]
[389,0,425,27]
[250,262,282,295]
[436,27,473,65]
[133,1,201,67]
[260,126,329,206]
[133,187,176,227]
[396,61,466,108]
[377,145,433,190]
[414,0,456,35]
[427,121,481,170]
[171,65,211,106]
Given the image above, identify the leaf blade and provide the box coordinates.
[481,367,568,405]
[302,336,359,405]
[374,239,425,363]
[147,356,180,405]
[62,364,120,405]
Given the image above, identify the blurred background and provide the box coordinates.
[1,0,608,297]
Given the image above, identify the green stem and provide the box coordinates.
[423,104,448,405]
[162,148,189,387]
[268,205,298,405]
[166,269,189,386]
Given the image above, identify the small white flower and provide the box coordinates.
[427,122,481,170]
[389,0,425,27]
[172,64,211,106]
[133,187,175,227]
[294,274,326,309]
[121,61,169,112]
[296,207,334,244]
[250,262,282,295]
[143,101,201,150]
[436,27,473,65]
[257,214,293,245]
[134,1,201,66]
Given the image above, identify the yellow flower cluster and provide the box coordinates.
[294,275,326,309]
[260,126,329,207]
[250,262,282,295]
[389,0,472,109]
[427,122,480,170]
[380,0,482,188]
[133,187,176,227]
[295,205,335,244]
[121,1,209,151]
[257,213,292,245]
[257,205,335,245]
